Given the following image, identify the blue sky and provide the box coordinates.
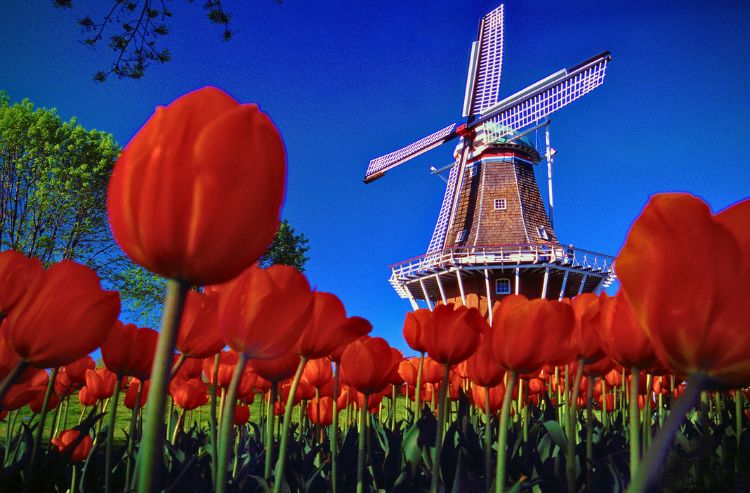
[2,1,748,355]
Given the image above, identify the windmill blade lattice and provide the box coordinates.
[482,52,610,140]
[466,4,505,116]
[364,123,457,182]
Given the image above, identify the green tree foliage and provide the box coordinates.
[0,92,164,323]
[259,219,311,272]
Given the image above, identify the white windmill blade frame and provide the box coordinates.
[464,4,505,117]
[476,52,612,139]
[364,123,457,183]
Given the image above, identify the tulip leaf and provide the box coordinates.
[542,420,569,453]
[402,423,420,467]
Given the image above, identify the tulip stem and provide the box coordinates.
[586,376,594,490]
[272,356,307,493]
[736,390,743,473]
[170,353,187,379]
[136,278,189,493]
[209,353,220,484]
[105,377,122,493]
[627,373,707,493]
[0,360,28,409]
[356,393,369,493]
[330,362,340,493]
[125,383,143,491]
[215,352,248,493]
[628,367,640,482]
[567,360,584,493]
[483,385,491,492]
[415,352,424,421]
[430,364,451,493]
[264,382,278,480]
[495,370,517,493]
[30,366,58,475]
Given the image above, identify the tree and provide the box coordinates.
[259,219,310,272]
[52,0,281,82]
[0,92,165,323]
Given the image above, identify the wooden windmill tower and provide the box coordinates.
[364,4,616,321]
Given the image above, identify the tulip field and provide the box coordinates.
[1,87,749,493]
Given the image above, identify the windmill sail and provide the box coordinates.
[364,123,457,183]
[464,4,504,116]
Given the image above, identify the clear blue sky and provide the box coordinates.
[2,1,748,355]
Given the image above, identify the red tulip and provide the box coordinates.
[64,356,96,386]
[0,250,43,317]
[169,377,209,410]
[107,86,286,285]
[617,194,750,388]
[307,396,334,426]
[177,290,225,358]
[85,368,117,401]
[295,292,372,359]
[491,295,576,374]
[398,358,419,386]
[598,292,659,370]
[465,335,505,387]
[421,357,444,384]
[101,322,158,379]
[0,336,22,381]
[4,261,120,369]
[78,386,97,407]
[424,304,485,365]
[471,383,505,415]
[249,352,300,383]
[568,293,605,362]
[340,337,400,395]
[203,350,238,389]
[52,430,94,462]
[218,264,314,359]
[173,355,204,381]
[234,404,250,426]
[2,370,47,410]
[302,358,333,389]
[403,309,432,353]
[124,379,150,410]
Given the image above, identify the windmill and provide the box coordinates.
[364,4,616,320]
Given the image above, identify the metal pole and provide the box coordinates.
[419,278,434,311]
[404,284,420,311]
[484,269,493,324]
[541,266,550,299]
[545,124,555,229]
[514,267,520,295]
[577,273,588,295]
[435,273,448,304]
[558,270,569,301]
[456,269,467,306]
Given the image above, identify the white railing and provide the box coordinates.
[389,243,615,279]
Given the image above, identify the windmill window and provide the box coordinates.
[494,198,507,210]
[537,226,549,240]
[456,229,467,242]
[468,164,479,177]
[495,278,511,295]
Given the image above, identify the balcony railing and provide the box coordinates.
[389,243,615,280]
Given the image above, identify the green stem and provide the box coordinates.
[125,383,143,492]
[555,366,562,424]
[629,367,640,482]
[170,353,187,379]
[356,393,369,493]
[71,463,78,493]
[272,356,308,493]
[586,376,594,491]
[331,363,340,493]
[264,382,278,480]
[483,385,491,492]
[736,390,743,473]
[602,379,608,430]
[30,366,58,474]
[627,373,706,493]
[567,360,584,493]
[430,364,450,493]
[105,378,122,493]
[415,352,424,420]
[209,352,220,484]
[215,352,248,493]
[171,408,185,444]
[136,278,189,493]
[495,370,517,493]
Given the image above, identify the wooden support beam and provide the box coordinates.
[456,269,467,306]
[484,269,493,324]
[419,278,433,311]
